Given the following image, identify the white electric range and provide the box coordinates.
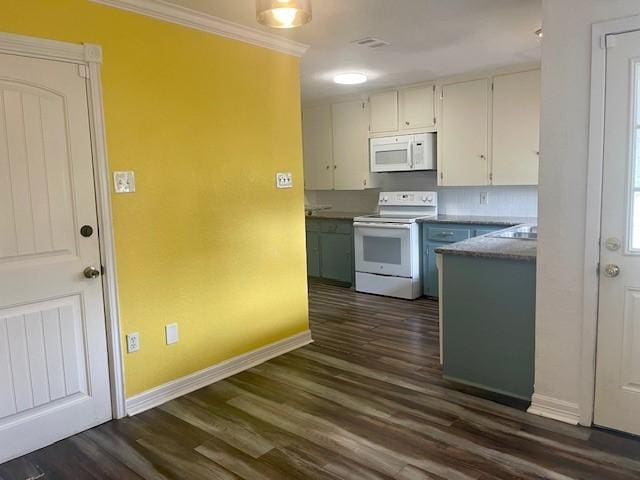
[353,191,437,299]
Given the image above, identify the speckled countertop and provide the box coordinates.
[418,215,537,226]
[305,211,372,220]
[435,232,537,262]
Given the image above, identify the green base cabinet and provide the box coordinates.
[305,218,354,285]
[422,223,507,298]
[441,254,536,401]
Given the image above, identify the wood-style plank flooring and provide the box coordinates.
[2,280,640,479]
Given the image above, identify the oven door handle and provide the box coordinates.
[353,222,412,230]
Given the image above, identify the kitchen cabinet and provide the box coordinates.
[440,253,536,400]
[302,105,333,190]
[439,78,491,186]
[491,70,541,186]
[422,222,508,298]
[438,70,541,187]
[332,100,379,190]
[369,90,398,133]
[305,218,354,285]
[399,84,436,131]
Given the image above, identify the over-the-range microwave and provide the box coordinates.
[370,133,436,173]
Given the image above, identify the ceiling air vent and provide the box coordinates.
[351,37,391,49]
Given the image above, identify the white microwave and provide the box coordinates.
[370,133,436,173]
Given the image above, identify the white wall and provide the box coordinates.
[532,0,640,424]
[306,171,538,217]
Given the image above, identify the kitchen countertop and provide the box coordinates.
[305,211,372,220]
[435,234,537,262]
[418,215,537,226]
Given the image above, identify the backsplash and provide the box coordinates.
[305,172,538,217]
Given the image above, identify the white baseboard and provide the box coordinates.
[126,330,313,416]
[527,393,581,425]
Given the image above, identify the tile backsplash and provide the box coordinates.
[305,172,538,218]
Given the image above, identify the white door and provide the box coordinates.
[369,90,398,133]
[439,78,490,186]
[353,223,413,278]
[399,84,436,131]
[594,29,640,436]
[332,100,375,190]
[491,70,541,186]
[0,53,112,462]
[302,104,334,190]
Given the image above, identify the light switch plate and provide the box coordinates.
[126,332,140,353]
[276,172,293,189]
[114,171,136,193]
[165,323,179,345]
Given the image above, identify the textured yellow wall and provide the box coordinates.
[0,0,309,396]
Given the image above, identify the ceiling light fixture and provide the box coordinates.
[535,28,543,39]
[334,73,368,85]
[256,0,312,29]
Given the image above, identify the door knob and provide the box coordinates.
[83,266,101,279]
[603,264,620,278]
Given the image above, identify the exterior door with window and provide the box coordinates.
[594,29,640,435]
[0,53,112,462]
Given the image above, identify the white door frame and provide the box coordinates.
[0,32,126,419]
[582,14,640,426]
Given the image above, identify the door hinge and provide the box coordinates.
[439,171,444,180]
[101,265,105,275]
[602,35,617,49]
[433,117,437,125]
[78,64,89,78]
[491,82,494,91]
[363,179,367,187]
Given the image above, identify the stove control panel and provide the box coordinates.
[378,191,437,207]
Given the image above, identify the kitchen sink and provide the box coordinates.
[489,224,538,240]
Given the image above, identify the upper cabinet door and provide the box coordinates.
[369,90,398,133]
[440,78,490,186]
[332,100,374,190]
[302,105,334,190]
[491,70,541,186]
[399,84,436,131]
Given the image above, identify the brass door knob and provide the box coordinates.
[83,266,101,279]
[603,264,620,278]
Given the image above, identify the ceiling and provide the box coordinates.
[166,0,542,103]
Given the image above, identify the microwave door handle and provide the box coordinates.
[408,141,414,169]
[354,222,412,230]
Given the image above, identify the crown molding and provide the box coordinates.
[91,0,309,57]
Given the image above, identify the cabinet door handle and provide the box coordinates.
[326,165,330,170]
[478,154,486,160]
[405,121,410,126]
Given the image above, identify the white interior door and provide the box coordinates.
[0,53,111,462]
[594,29,640,436]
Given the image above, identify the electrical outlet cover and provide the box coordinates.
[276,172,293,189]
[166,323,179,345]
[114,171,136,193]
[126,332,140,353]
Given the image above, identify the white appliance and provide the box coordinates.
[370,133,436,172]
[354,191,437,299]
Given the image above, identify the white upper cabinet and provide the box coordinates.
[332,100,378,190]
[491,70,541,186]
[439,78,490,186]
[369,91,398,133]
[399,84,436,131]
[302,104,334,190]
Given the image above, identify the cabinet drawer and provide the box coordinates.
[426,227,471,243]
[306,219,320,232]
[320,221,352,234]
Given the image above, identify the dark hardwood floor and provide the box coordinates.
[3,280,640,479]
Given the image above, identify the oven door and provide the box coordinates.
[354,222,414,278]
[370,138,413,172]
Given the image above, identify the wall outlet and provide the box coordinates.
[113,171,136,193]
[165,323,179,345]
[479,192,489,205]
[126,332,140,353]
[276,172,293,189]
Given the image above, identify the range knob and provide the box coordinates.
[383,196,389,203]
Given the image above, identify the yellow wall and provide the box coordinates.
[0,0,309,396]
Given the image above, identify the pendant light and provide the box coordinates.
[256,0,312,29]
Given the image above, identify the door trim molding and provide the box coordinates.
[582,14,640,426]
[0,32,126,419]
[90,0,309,57]
[126,330,313,416]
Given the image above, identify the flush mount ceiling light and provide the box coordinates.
[256,0,312,29]
[334,73,368,85]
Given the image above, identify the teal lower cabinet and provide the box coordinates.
[440,254,536,401]
[305,218,354,285]
[422,223,506,298]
